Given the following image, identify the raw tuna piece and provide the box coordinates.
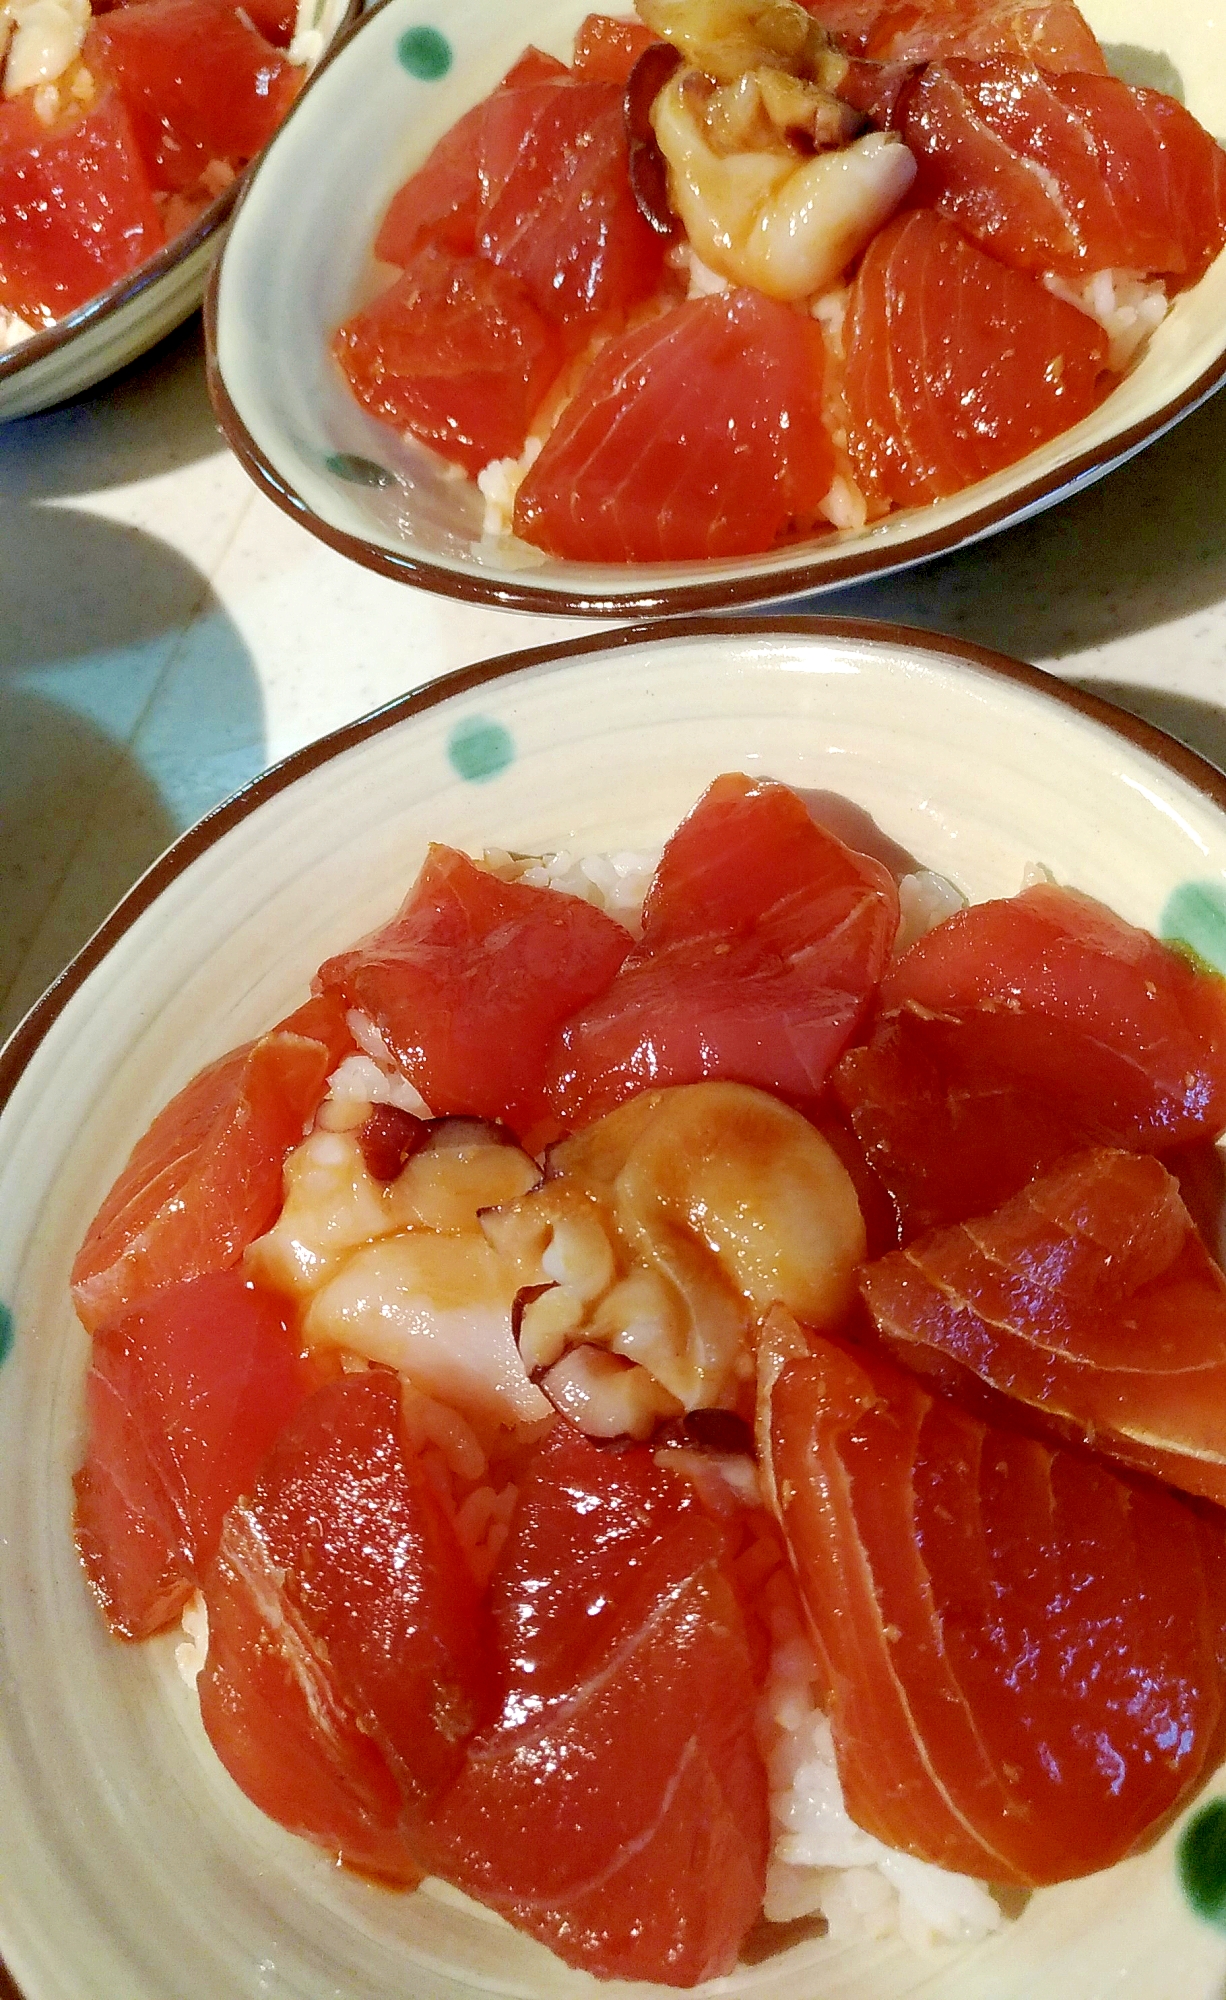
[476,76,667,338]
[424,1426,769,1984]
[316,844,632,1142]
[769,1327,1226,1883]
[73,1271,309,1639]
[199,1372,492,1881]
[546,775,899,1125]
[372,57,575,269]
[0,91,164,323]
[832,1006,1112,1237]
[844,209,1109,508]
[333,246,563,477]
[71,1025,335,1335]
[85,0,301,194]
[514,290,835,562]
[859,1146,1226,1505]
[813,0,1106,68]
[877,881,1226,1149]
[904,60,1226,283]
[571,12,662,80]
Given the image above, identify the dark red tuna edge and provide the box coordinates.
[8,612,1226,1121]
[0,0,365,401]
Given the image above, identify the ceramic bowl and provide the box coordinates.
[5,616,1226,2000]
[0,0,357,425]
[205,0,1226,616]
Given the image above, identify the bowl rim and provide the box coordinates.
[202,10,1226,618]
[0,0,363,398]
[6,610,1226,1116]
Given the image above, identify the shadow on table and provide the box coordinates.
[807,380,1226,668]
[0,500,264,1037]
[1067,682,1226,778]
[0,315,221,501]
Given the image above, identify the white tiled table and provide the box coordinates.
[4,312,1226,1041]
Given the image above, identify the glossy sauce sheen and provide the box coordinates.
[70,1024,337,1334]
[905,59,1226,281]
[423,1427,769,1985]
[73,1270,309,1638]
[547,773,899,1121]
[317,843,631,1141]
[770,1331,1226,1883]
[843,209,1109,506]
[199,1372,492,1882]
[860,1145,1226,1504]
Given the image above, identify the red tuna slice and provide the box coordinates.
[850,0,1105,68]
[72,1271,309,1640]
[424,1426,768,1984]
[85,0,301,194]
[199,1372,492,1880]
[476,77,667,339]
[513,290,835,563]
[71,1027,334,1336]
[333,246,564,477]
[316,844,632,1142]
[878,881,1226,1149]
[832,1006,1114,1237]
[904,60,1226,284]
[372,57,573,269]
[770,1329,1226,1884]
[547,774,899,1126]
[571,13,663,81]
[844,209,1109,509]
[0,91,164,324]
[859,1146,1226,1506]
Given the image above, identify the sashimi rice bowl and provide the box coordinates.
[9,621,1226,1999]
[209,0,1226,609]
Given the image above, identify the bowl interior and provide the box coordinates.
[5,620,1226,2000]
[210,0,1226,612]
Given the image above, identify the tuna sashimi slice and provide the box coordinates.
[0,91,164,324]
[424,1426,768,1985]
[570,12,662,80]
[832,1006,1112,1237]
[806,0,1106,68]
[844,209,1109,508]
[877,881,1226,1149]
[199,1373,492,1881]
[71,1023,336,1335]
[769,1328,1226,1884]
[859,1146,1226,1505]
[72,1271,310,1639]
[512,290,835,563]
[905,59,1226,283]
[316,844,632,1143]
[333,246,564,478]
[477,76,667,337]
[546,775,899,1126]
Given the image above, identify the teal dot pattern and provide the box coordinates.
[1160,881,1226,976]
[324,452,394,488]
[0,1301,11,1368]
[398,24,452,78]
[1179,1800,1226,1925]
[448,718,514,783]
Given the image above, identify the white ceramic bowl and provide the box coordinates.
[0,0,356,425]
[6,618,1226,1999]
[206,0,1226,615]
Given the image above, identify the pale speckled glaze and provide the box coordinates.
[4,620,1226,1999]
[207,0,1226,615]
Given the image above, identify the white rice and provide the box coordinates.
[760,1622,1004,1948]
[1042,266,1168,374]
[894,868,967,956]
[0,305,35,348]
[483,845,661,934]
